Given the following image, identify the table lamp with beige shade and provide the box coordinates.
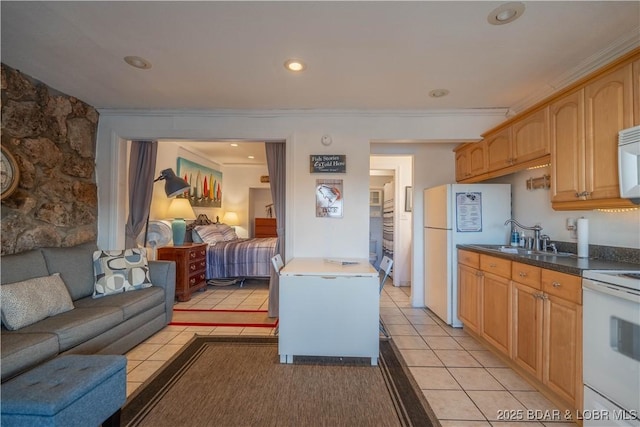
[222,211,238,226]
[166,198,196,245]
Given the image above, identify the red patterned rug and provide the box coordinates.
[170,308,278,328]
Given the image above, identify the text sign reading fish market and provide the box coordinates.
[310,155,346,173]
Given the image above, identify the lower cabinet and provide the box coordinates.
[457,250,583,413]
[457,263,482,334]
[512,282,543,379]
[543,288,583,408]
[480,271,511,355]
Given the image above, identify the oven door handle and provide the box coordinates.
[583,279,640,304]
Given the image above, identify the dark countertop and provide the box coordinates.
[457,244,640,277]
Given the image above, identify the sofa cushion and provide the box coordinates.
[17,307,123,352]
[74,286,165,321]
[1,274,75,331]
[92,249,152,298]
[1,332,59,381]
[0,249,49,285]
[42,242,98,300]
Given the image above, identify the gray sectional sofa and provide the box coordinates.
[1,242,176,382]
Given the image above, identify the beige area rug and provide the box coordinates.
[121,336,437,427]
[170,309,278,328]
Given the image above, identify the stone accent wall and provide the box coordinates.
[1,64,99,255]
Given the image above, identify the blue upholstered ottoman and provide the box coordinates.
[1,355,126,427]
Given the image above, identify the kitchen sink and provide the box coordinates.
[470,245,575,258]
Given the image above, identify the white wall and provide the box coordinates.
[96,109,510,308]
[222,164,271,238]
[488,167,640,249]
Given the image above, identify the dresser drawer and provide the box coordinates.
[458,250,480,269]
[188,247,206,260]
[188,272,206,287]
[512,262,541,289]
[189,259,207,273]
[542,269,582,304]
[480,254,511,278]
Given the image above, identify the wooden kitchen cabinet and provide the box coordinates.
[511,262,543,380]
[479,254,512,356]
[482,107,550,178]
[457,252,583,412]
[457,250,482,333]
[511,107,550,164]
[551,62,636,210]
[157,243,207,302]
[549,88,584,203]
[485,127,513,172]
[634,58,640,126]
[455,142,487,182]
[584,63,634,200]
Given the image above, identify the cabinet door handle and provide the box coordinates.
[518,271,527,277]
[552,281,561,288]
[476,271,484,277]
[489,263,497,268]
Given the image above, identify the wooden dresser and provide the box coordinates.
[157,243,207,302]
[255,218,277,238]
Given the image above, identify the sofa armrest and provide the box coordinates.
[148,260,176,324]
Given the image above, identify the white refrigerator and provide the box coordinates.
[423,183,511,327]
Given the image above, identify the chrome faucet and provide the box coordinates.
[504,219,543,251]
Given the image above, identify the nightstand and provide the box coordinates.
[157,243,207,302]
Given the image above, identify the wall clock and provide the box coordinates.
[1,146,20,200]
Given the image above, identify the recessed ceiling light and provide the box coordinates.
[488,2,525,25]
[284,59,306,72]
[124,55,152,70]
[429,89,450,98]
[230,143,239,147]
[248,155,255,159]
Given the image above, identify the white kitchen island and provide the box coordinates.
[278,257,380,365]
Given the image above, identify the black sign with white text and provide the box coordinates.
[310,155,346,173]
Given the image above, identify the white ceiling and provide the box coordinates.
[2,1,639,164]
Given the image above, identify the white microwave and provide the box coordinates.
[618,125,640,199]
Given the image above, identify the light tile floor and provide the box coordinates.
[125,279,577,426]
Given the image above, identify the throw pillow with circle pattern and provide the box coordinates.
[92,248,151,298]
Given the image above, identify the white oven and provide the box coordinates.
[583,270,640,426]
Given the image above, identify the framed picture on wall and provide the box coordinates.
[316,179,343,218]
[176,157,222,208]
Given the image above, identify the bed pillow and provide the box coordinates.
[194,224,238,244]
[92,248,152,299]
[1,273,75,331]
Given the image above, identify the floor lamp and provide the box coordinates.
[144,168,190,246]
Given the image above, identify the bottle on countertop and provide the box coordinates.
[511,229,520,247]
[519,232,526,247]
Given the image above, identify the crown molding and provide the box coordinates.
[510,28,640,114]
[97,107,510,119]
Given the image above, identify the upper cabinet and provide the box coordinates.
[550,61,635,210]
[456,47,640,211]
[456,107,551,183]
[633,58,640,126]
[455,142,487,182]
[511,107,550,164]
[485,127,513,171]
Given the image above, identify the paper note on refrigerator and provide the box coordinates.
[455,192,483,232]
